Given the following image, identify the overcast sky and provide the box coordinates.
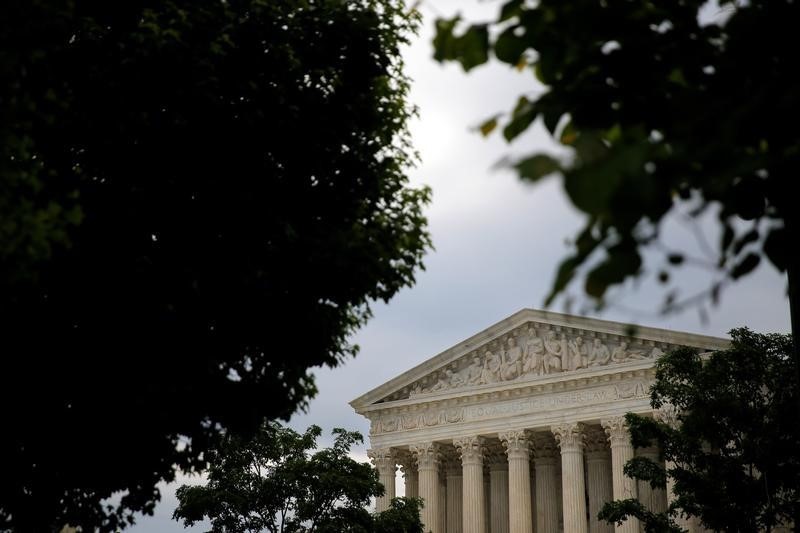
[131,1,791,530]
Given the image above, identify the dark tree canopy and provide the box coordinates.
[432,0,800,337]
[173,422,424,533]
[598,329,799,532]
[0,0,429,530]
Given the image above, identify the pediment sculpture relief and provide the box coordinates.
[401,323,667,400]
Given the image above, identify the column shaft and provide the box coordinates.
[586,451,613,533]
[552,423,588,533]
[405,470,419,498]
[533,439,560,533]
[368,449,396,513]
[439,470,447,533]
[484,472,491,533]
[501,431,533,533]
[603,418,639,533]
[455,436,486,533]
[490,462,510,533]
[446,467,463,533]
[412,443,441,533]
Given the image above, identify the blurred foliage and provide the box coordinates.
[0,0,429,530]
[432,0,799,321]
[599,329,799,532]
[174,423,424,533]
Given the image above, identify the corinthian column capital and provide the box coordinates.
[551,422,586,452]
[602,416,631,446]
[410,442,441,470]
[500,430,531,460]
[454,435,485,465]
[367,448,396,472]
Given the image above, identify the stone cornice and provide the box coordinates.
[350,309,728,411]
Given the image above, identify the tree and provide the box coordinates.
[371,498,425,533]
[431,0,800,348]
[173,422,424,533]
[0,1,429,530]
[598,328,799,532]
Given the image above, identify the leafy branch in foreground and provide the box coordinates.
[431,0,800,344]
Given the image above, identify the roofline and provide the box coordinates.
[349,308,729,411]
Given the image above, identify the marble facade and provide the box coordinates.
[352,309,729,533]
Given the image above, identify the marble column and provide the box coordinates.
[603,417,639,533]
[411,442,441,533]
[439,466,448,533]
[585,428,614,533]
[454,436,486,533]
[399,452,419,499]
[500,430,533,533]
[484,469,491,533]
[533,434,560,533]
[489,452,510,533]
[446,460,463,533]
[637,446,667,515]
[552,422,589,533]
[367,448,396,513]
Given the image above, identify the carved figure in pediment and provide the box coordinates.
[650,346,665,358]
[543,331,564,373]
[568,336,589,371]
[447,368,466,388]
[429,371,449,392]
[464,356,483,385]
[589,338,611,366]
[500,337,523,381]
[612,341,647,363]
[481,350,501,384]
[523,328,545,375]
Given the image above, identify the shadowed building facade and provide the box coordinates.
[352,309,729,533]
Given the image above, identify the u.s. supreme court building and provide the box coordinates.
[351,309,729,533]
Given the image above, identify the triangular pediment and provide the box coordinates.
[350,309,728,411]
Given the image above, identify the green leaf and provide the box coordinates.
[721,222,735,253]
[432,17,460,63]
[560,121,577,145]
[730,252,760,279]
[433,20,489,71]
[503,96,537,141]
[494,26,527,65]
[731,229,758,256]
[667,253,684,265]
[668,68,687,87]
[544,256,580,307]
[499,0,523,21]
[479,116,499,136]
[763,227,787,272]
[457,25,490,71]
[515,154,561,182]
[585,246,642,299]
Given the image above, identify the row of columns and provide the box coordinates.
[370,416,676,533]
